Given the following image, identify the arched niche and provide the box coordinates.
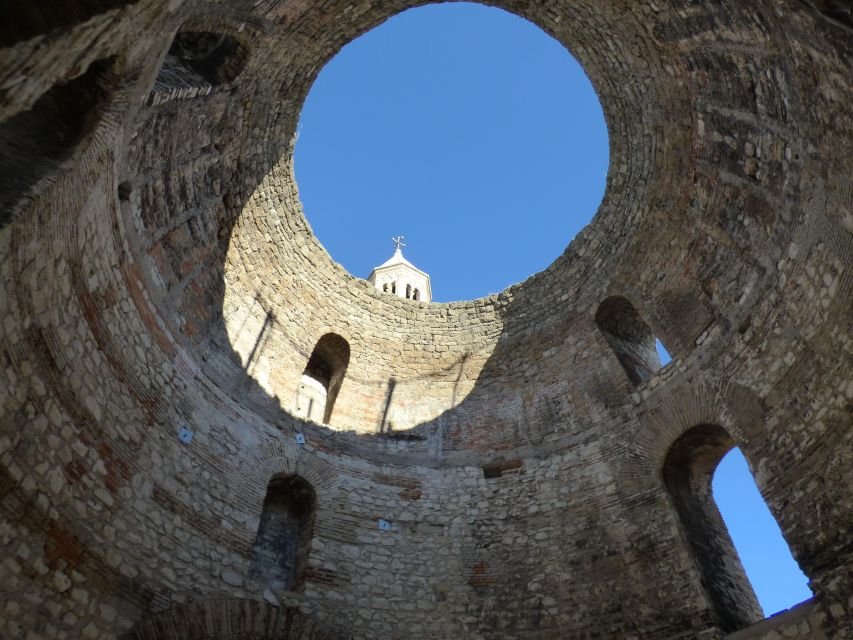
[249,474,317,591]
[0,56,114,225]
[295,333,350,425]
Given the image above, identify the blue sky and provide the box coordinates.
[294,2,811,617]
[295,2,607,302]
[714,449,812,615]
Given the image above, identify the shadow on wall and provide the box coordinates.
[0,57,115,224]
[0,0,848,638]
[99,1,835,636]
[0,1,138,49]
[114,3,754,465]
[114,5,716,448]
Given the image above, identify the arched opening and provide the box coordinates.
[405,283,412,299]
[147,29,247,106]
[663,425,811,633]
[413,288,420,301]
[294,333,350,425]
[249,475,316,591]
[595,296,665,386]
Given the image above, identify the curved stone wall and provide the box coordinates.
[0,1,851,638]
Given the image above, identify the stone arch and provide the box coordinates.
[619,381,815,632]
[663,423,763,632]
[237,441,341,516]
[295,333,350,425]
[249,473,317,590]
[2,0,850,638]
[621,380,762,495]
[234,443,352,592]
[121,598,347,639]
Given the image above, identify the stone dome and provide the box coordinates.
[0,1,851,639]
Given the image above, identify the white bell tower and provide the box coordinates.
[368,236,432,303]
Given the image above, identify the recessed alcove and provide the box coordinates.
[250,474,316,591]
[147,29,247,106]
[0,56,113,225]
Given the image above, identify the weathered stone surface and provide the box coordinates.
[0,1,851,639]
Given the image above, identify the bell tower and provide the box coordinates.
[368,236,432,303]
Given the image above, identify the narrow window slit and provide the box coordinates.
[594,296,670,385]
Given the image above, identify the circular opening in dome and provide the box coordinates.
[294,2,608,302]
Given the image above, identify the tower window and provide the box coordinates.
[594,296,666,386]
[250,474,316,591]
[406,284,412,299]
[413,288,420,301]
[391,282,396,294]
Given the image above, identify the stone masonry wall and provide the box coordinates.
[0,1,851,639]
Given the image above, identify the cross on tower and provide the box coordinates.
[392,235,406,251]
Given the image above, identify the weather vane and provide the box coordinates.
[392,235,406,251]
